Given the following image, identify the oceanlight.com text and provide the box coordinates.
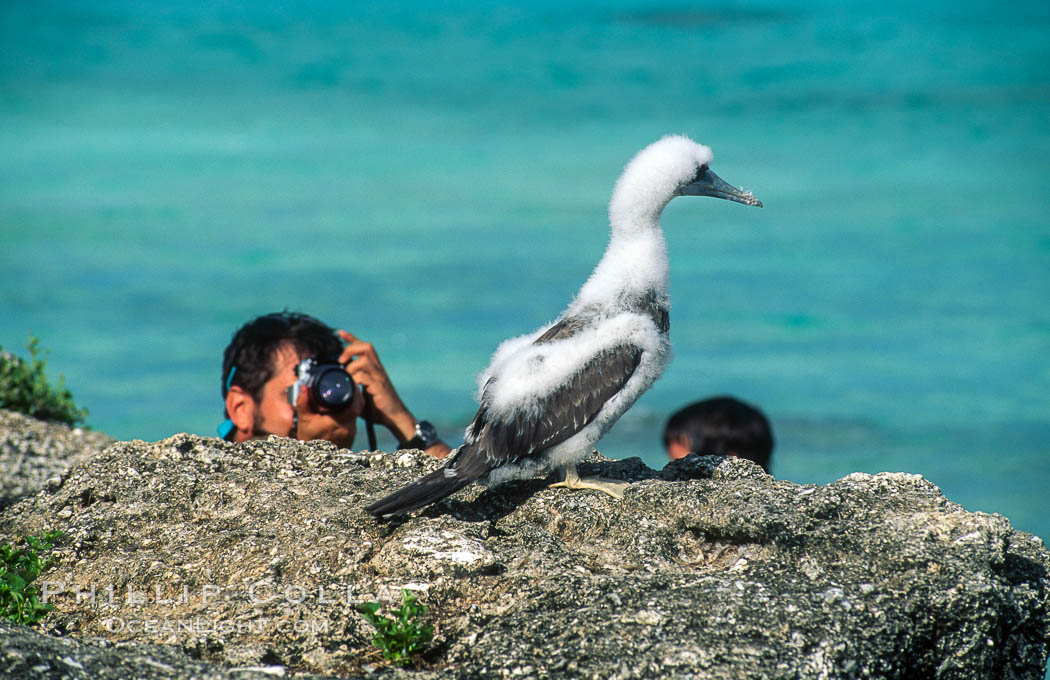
[101,616,330,635]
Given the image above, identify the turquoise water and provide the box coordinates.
[2,0,1048,558]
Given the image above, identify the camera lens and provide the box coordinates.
[312,366,354,409]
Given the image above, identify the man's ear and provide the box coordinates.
[666,433,693,460]
[225,386,256,441]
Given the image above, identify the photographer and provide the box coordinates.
[218,311,450,458]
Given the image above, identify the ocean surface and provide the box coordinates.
[2,0,1047,560]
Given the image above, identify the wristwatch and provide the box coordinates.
[402,420,439,450]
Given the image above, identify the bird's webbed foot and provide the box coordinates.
[549,462,629,500]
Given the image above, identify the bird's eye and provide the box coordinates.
[695,165,709,181]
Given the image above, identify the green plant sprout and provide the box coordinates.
[357,588,434,666]
[0,530,64,625]
[0,335,88,426]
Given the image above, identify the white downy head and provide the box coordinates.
[576,135,761,304]
[608,135,716,236]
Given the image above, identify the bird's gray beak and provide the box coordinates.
[679,169,763,207]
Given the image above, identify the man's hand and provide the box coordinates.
[337,330,451,458]
[337,331,417,445]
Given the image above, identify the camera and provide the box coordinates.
[287,357,354,411]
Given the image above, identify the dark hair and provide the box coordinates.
[221,311,343,415]
[662,396,774,472]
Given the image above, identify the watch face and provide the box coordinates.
[417,420,438,445]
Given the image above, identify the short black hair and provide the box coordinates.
[221,311,343,415]
[662,396,774,472]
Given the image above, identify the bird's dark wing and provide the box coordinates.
[532,315,589,344]
[365,324,645,518]
[461,343,643,474]
[539,296,668,343]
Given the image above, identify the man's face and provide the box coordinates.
[666,434,692,460]
[252,343,363,442]
[252,344,301,438]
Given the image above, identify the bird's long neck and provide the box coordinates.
[573,221,670,313]
[570,167,676,314]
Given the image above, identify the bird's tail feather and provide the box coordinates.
[364,465,474,518]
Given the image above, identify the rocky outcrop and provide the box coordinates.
[0,409,113,509]
[0,618,328,680]
[0,432,1047,679]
